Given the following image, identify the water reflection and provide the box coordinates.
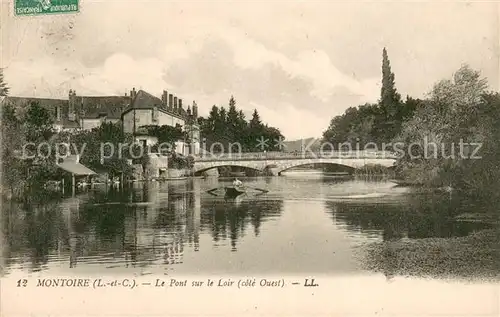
[2,180,283,275]
[324,192,499,280]
[1,177,499,279]
[326,193,494,241]
[200,198,283,252]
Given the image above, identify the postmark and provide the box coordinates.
[14,0,78,16]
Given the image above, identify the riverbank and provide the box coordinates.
[363,228,500,281]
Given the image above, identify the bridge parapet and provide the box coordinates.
[193,150,398,162]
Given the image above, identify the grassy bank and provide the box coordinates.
[362,228,500,281]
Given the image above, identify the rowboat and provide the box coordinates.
[207,185,268,197]
[224,186,246,197]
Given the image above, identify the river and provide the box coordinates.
[2,172,498,280]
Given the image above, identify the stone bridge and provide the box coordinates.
[192,151,397,175]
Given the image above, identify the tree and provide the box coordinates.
[226,96,239,142]
[261,125,285,151]
[322,103,379,149]
[380,47,401,116]
[56,122,133,178]
[395,65,490,187]
[23,101,55,142]
[0,68,9,97]
[207,105,219,132]
[227,96,238,122]
[248,109,264,150]
[249,109,262,129]
[430,64,488,110]
[370,48,403,143]
[197,98,283,153]
[216,107,227,137]
[236,110,249,150]
[16,102,59,191]
[237,110,246,127]
[427,64,488,145]
[323,48,410,147]
[143,124,184,150]
[1,103,24,197]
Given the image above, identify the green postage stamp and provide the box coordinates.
[15,0,79,16]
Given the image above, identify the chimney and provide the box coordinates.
[187,105,191,116]
[168,94,173,109]
[130,88,137,99]
[162,90,168,107]
[174,96,178,112]
[179,99,183,113]
[68,90,76,121]
[192,101,198,118]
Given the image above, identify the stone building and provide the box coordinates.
[4,95,80,132]
[4,90,129,133]
[121,88,200,155]
[4,88,201,155]
[68,89,130,130]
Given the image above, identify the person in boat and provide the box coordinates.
[232,178,243,188]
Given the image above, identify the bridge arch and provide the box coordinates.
[192,155,397,176]
[277,162,356,175]
[193,163,264,175]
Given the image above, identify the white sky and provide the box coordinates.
[1,1,498,140]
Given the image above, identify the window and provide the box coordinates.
[152,107,159,123]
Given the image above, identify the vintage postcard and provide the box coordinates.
[1,0,499,316]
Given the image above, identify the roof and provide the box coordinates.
[76,96,130,119]
[122,90,188,120]
[4,96,68,118]
[4,96,68,107]
[4,96,79,129]
[5,95,129,128]
[130,90,163,110]
[5,92,190,127]
[57,156,97,175]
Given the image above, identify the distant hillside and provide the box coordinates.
[283,137,322,152]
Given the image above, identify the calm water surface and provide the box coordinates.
[2,173,498,278]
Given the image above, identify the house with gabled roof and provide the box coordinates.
[121,88,200,155]
[3,96,80,132]
[69,90,130,130]
[4,90,130,132]
[4,87,201,156]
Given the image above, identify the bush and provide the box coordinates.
[355,164,392,176]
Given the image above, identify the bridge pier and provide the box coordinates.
[262,166,280,176]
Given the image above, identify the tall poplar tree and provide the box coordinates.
[380,47,401,117]
[372,48,402,143]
